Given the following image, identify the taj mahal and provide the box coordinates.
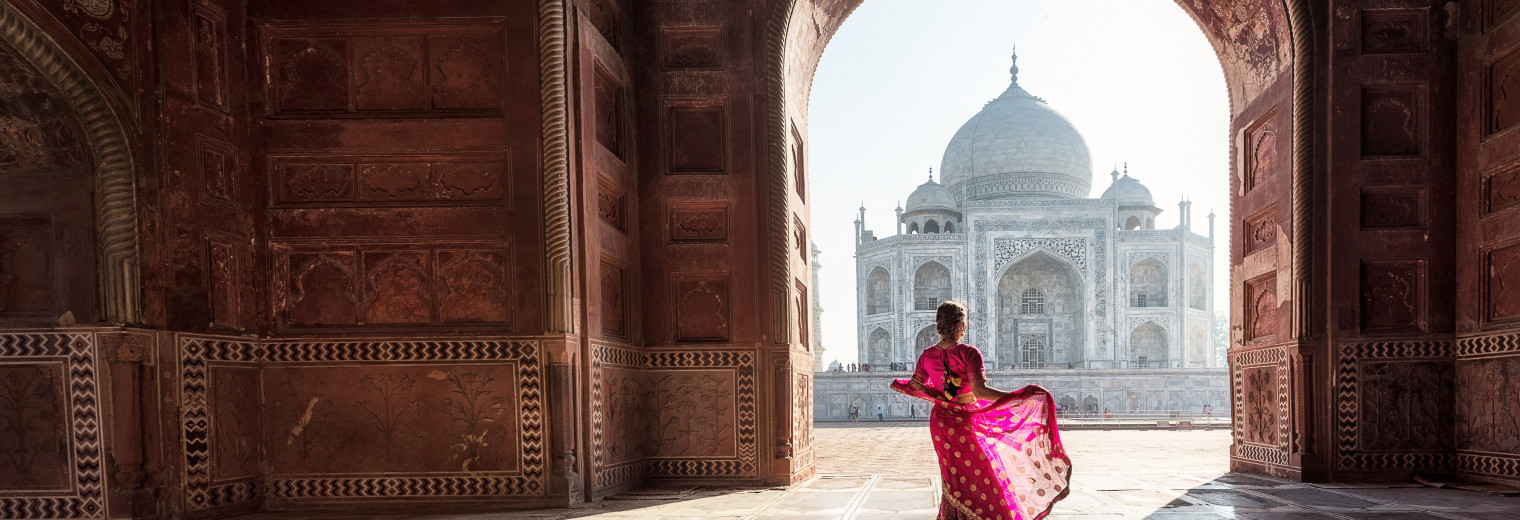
[816,49,1229,418]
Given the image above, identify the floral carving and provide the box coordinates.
[0,365,67,489]
[441,371,507,472]
[1243,366,1278,445]
[645,373,735,457]
[356,373,424,466]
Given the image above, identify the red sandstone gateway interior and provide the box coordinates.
[0,0,1516,518]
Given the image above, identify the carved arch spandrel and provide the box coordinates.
[0,2,139,323]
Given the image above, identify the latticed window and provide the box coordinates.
[1020,336,1047,368]
[1135,292,1148,308]
[1020,289,1046,314]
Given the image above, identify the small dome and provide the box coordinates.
[905,177,957,212]
[1101,172,1154,206]
[939,47,1093,200]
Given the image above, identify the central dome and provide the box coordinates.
[939,48,1093,200]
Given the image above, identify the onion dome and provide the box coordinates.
[938,45,1093,200]
[1101,167,1155,207]
[905,174,957,212]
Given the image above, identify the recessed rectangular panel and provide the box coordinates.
[1361,8,1428,55]
[1485,163,1520,215]
[667,105,726,173]
[1360,259,1425,333]
[1243,205,1278,255]
[1242,110,1279,193]
[0,362,70,490]
[674,276,731,341]
[1487,45,1520,136]
[669,202,728,243]
[1486,241,1520,323]
[1246,274,1278,342]
[1360,188,1425,229]
[1361,85,1424,157]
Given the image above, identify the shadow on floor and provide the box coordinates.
[1123,473,1520,520]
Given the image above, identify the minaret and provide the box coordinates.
[1178,198,1187,230]
[894,201,903,236]
[854,203,865,247]
[810,240,826,371]
[1207,209,1216,241]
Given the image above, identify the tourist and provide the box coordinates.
[876,405,884,421]
[1103,408,1112,419]
[888,300,1071,518]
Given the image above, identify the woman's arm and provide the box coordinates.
[970,380,1008,402]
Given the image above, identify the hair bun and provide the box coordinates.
[936,300,967,338]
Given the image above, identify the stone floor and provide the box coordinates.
[235,423,1520,519]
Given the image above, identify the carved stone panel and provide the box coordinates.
[593,67,623,157]
[1486,163,1520,216]
[265,23,504,115]
[363,251,434,325]
[660,25,724,71]
[207,235,241,330]
[793,216,807,263]
[210,366,261,481]
[0,363,69,490]
[795,279,809,349]
[355,37,428,111]
[1361,260,1424,333]
[263,365,520,474]
[1243,110,1278,192]
[271,38,350,112]
[1362,85,1423,157]
[1361,8,1428,55]
[273,154,508,206]
[0,216,55,315]
[597,180,626,233]
[600,260,627,339]
[1241,365,1280,446]
[198,135,236,207]
[1359,361,1453,451]
[275,243,511,330]
[1243,206,1277,255]
[192,2,230,110]
[666,104,726,173]
[1361,188,1425,229]
[430,34,502,110]
[669,202,728,243]
[438,250,511,324]
[1457,355,1520,455]
[675,276,730,342]
[1486,242,1520,323]
[644,370,736,457]
[283,251,361,327]
[1487,44,1520,136]
[1246,274,1278,342]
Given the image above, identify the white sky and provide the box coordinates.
[808,0,1231,366]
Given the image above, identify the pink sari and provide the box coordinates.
[891,344,1072,520]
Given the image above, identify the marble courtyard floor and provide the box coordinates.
[235,423,1520,519]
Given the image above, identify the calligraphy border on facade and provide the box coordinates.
[974,219,1107,350]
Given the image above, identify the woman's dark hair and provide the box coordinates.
[936,300,967,339]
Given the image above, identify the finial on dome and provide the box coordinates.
[1009,44,1020,84]
[1123,162,1129,177]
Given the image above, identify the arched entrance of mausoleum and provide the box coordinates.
[739,0,1463,488]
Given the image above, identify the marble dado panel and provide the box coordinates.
[1456,331,1520,483]
[0,331,106,519]
[178,335,544,509]
[1335,341,1454,474]
[589,346,758,492]
[1231,346,1289,469]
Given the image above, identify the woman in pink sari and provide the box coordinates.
[891,300,1072,520]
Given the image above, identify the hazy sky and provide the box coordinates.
[808,0,1231,366]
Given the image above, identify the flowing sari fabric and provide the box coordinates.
[891,344,1072,520]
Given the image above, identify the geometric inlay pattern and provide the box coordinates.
[0,332,105,519]
[1335,341,1454,472]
